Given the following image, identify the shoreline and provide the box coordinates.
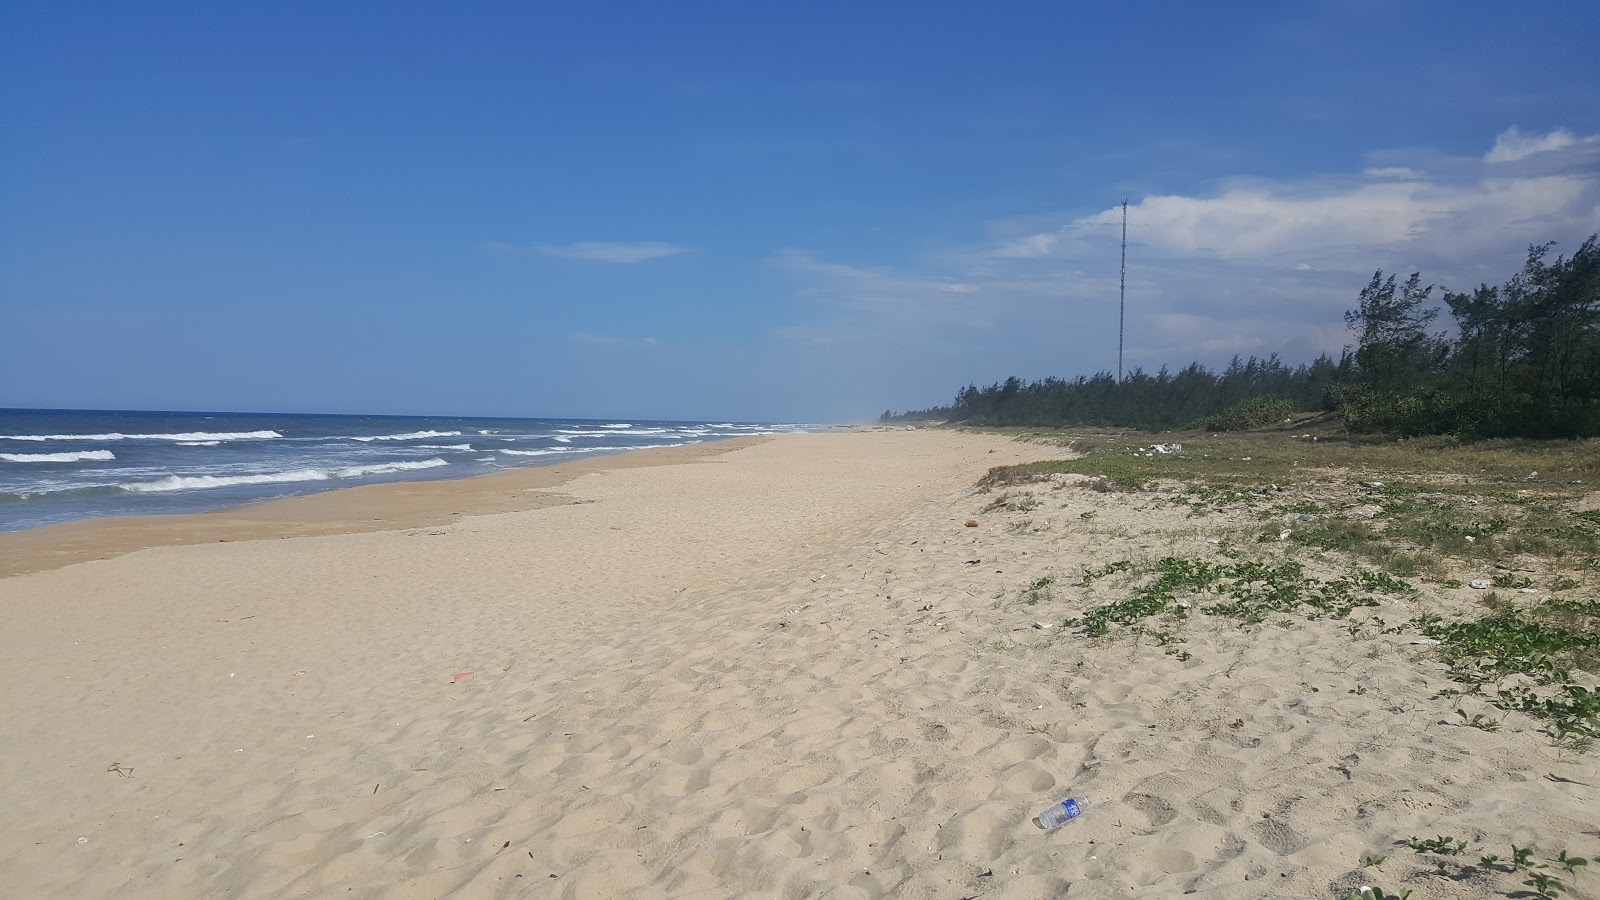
[0,436,769,579]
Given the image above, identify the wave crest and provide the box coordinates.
[499,442,682,457]
[0,450,117,463]
[1,430,281,442]
[351,430,462,442]
[122,459,448,493]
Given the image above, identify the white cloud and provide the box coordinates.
[776,126,1600,385]
[533,242,690,263]
[1485,126,1600,164]
[1063,172,1596,272]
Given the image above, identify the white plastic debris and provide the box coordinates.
[1176,600,1191,609]
[1410,639,1442,646]
[1278,530,1292,541]
[1468,579,1492,589]
[1518,587,1538,594]
[1359,481,1385,489]
[1032,622,1053,630]
[1464,535,1475,543]
[76,837,88,845]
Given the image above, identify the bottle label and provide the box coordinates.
[1062,799,1080,819]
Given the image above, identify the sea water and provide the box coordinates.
[0,409,815,532]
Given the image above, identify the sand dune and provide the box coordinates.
[1,431,1595,899]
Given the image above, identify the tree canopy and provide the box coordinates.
[883,235,1600,437]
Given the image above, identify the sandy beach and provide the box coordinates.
[2,430,1596,899]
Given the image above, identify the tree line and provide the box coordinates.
[882,235,1599,437]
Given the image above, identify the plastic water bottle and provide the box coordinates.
[1033,796,1090,830]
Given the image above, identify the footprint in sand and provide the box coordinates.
[936,804,1013,860]
[708,799,784,837]
[1001,763,1057,794]
[548,797,633,836]
[771,762,833,794]
[988,734,1052,767]
[768,825,815,859]
[1095,682,1135,703]
[1250,817,1309,856]
[648,766,713,797]
[1125,792,1180,827]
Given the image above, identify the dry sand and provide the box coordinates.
[1,430,1595,899]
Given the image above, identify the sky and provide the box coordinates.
[2,2,1598,423]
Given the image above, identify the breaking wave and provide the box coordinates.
[0,450,117,463]
[351,430,462,442]
[121,459,449,493]
[1,430,281,442]
[499,442,684,457]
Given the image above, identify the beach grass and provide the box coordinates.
[979,425,1600,749]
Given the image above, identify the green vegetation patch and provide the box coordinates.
[1068,555,1414,636]
[1417,604,1600,744]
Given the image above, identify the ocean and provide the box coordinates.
[0,409,816,533]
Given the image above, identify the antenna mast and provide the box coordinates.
[1118,197,1127,381]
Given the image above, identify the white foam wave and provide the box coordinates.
[351,430,462,442]
[177,441,222,447]
[497,448,576,457]
[121,459,448,493]
[602,423,633,429]
[0,450,117,463]
[499,442,684,457]
[418,444,473,450]
[2,430,281,443]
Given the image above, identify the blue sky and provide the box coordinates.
[3,2,1597,422]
